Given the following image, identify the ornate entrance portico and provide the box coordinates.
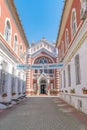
[37,73,50,95]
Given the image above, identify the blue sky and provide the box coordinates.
[14,0,64,44]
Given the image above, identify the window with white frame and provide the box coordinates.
[63,70,66,88]
[75,55,81,85]
[65,29,69,50]
[44,69,48,73]
[80,0,87,19]
[49,69,53,74]
[22,75,25,93]
[14,34,18,53]
[23,51,26,61]
[80,0,83,17]
[35,70,38,73]
[68,64,71,87]
[11,67,16,94]
[20,43,23,58]
[4,19,11,43]
[18,72,20,93]
[71,9,77,37]
[0,61,8,94]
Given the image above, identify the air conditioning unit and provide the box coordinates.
[80,1,87,19]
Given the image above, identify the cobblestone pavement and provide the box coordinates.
[0,97,87,130]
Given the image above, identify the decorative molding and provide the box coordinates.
[66,32,87,64]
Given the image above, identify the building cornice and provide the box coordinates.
[0,33,24,64]
[5,0,29,48]
[65,19,87,65]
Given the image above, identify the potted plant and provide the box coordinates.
[82,87,87,94]
[65,90,68,93]
[70,88,75,94]
[12,92,16,96]
[50,90,54,95]
[34,90,37,95]
[2,93,7,97]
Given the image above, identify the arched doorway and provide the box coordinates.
[40,80,47,94]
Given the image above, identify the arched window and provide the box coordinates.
[75,55,81,85]
[35,57,49,64]
[14,34,18,53]
[71,9,77,37]
[65,29,69,50]
[39,57,48,64]
[4,19,12,43]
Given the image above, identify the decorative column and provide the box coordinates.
[47,76,50,96]
[26,49,33,95]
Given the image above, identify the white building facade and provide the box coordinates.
[56,0,87,114]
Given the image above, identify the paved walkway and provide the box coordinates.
[0,97,87,130]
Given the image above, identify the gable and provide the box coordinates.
[29,38,58,58]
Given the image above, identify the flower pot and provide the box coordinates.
[12,93,16,96]
[83,91,87,94]
[2,93,7,97]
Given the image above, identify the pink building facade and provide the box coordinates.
[0,0,29,106]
